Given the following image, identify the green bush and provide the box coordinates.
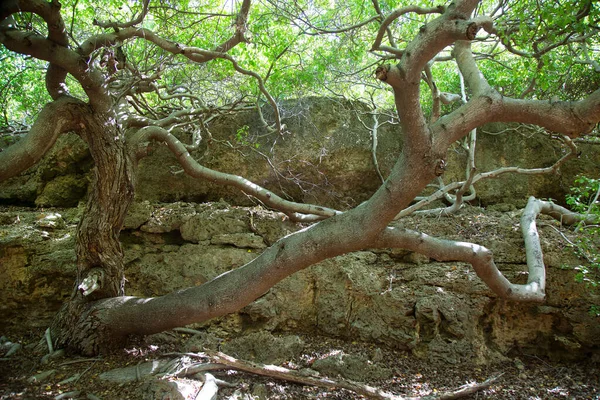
[565,176,600,316]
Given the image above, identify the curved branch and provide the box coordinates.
[500,90,600,138]
[399,134,577,217]
[436,40,600,148]
[303,15,379,36]
[213,0,251,53]
[370,5,445,51]
[387,195,597,303]
[0,22,110,109]
[189,50,282,132]
[82,0,251,58]
[454,40,492,96]
[375,224,544,302]
[79,24,282,131]
[1,0,71,99]
[0,96,84,182]
[93,0,150,29]
[130,126,339,221]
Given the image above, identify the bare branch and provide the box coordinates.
[93,0,150,30]
[208,351,500,400]
[78,23,283,133]
[375,205,551,303]
[0,21,110,109]
[302,15,379,36]
[371,5,446,52]
[399,134,577,217]
[130,126,339,221]
[434,41,600,148]
[212,0,251,53]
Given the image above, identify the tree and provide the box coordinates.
[0,0,599,356]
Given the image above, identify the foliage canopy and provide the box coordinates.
[1,0,598,130]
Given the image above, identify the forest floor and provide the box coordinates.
[1,326,599,400]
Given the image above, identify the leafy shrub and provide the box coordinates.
[565,176,600,316]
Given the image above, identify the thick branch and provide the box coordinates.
[500,91,600,138]
[0,97,84,182]
[383,196,597,302]
[435,42,600,149]
[0,22,109,110]
[1,0,72,99]
[374,225,544,302]
[213,0,251,53]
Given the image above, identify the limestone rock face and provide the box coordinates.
[2,98,598,208]
[1,203,598,363]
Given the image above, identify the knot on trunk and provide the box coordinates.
[375,65,390,81]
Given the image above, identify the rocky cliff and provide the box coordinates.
[1,97,598,208]
[1,202,598,363]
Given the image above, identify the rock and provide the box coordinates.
[123,201,154,229]
[180,207,249,242]
[252,383,268,400]
[183,332,223,353]
[5,99,599,208]
[211,233,266,249]
[35,212,66,230]
[311,352,392,381]
[371,348,383,362]
[1,203,599,363]
[139,202,198,233]
[35,175,88,207]
[220,332,304,365]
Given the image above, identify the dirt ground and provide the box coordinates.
[1,326,599,400]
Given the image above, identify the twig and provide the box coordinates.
[58,358,102,367]
[173,327,205,335]
[433,373,503,399]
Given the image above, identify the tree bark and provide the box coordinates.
[49,109,135,354]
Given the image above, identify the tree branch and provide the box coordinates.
[93,0,150,29]
[0,21,110,110]
[1,0,73,100]
[0,96,84,182]
[370,5,445,52]
[130,126,338,221]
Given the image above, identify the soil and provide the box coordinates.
[1,326,599,400]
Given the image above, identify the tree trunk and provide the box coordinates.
[49,109,135,355]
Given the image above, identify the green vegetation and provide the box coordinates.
[566,176,600,316]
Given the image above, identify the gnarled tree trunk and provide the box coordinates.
[49,109,135,355]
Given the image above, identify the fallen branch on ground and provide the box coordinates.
[172,351,502,400]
